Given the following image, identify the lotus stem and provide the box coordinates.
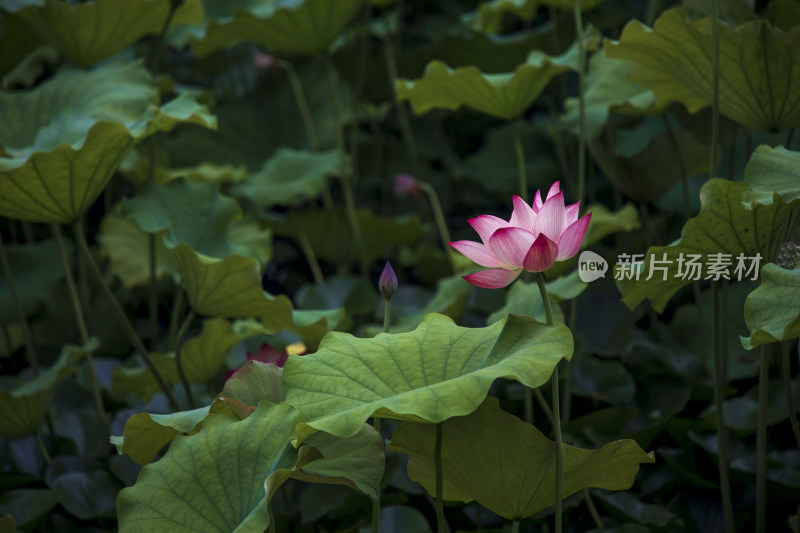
[711,282,735,533]
[279,60,320,152]
[325,55,368,277]
[52,223,106,422]
[148,0,178,73]
[514,119,527,199]
[174,310,196,409]
[72,223,181,412]
[561,300,578,423]
[166,288,185,351]
[781,341,800,449]
[511,519,520,533]
[756,345,769,533]
[0,234,40,374]
[35,431,52,464]
[572,0,587,211]
[434,421,447,533]
[383,299,391,333]
[536,272,562,533]
[583,488,604,529]
[295,223,324,284]
[418,182,455,272]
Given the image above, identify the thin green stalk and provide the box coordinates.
[511,519,520,533]
[72,223,181,411]
[174,311,196,409]
[711,282,735,533]
[295,223,324,284]
[536,272,562,533]
[0,234,40,374]
[514,119,527,199]
[524,388,534,424]
[418,182,455,272]
[534,387,555,428]
[583,488,604,529]
[435,422,447,533]
[148,0,179,73]
[573,0,587,210]
[52,224,106,421]
[383,299,391,333]
[756,345,769,533]
[166,288,185,351]
[781,341,800,449]
[279,60,320,152]
[561,299,578,423]
[372,417,382,533]
[149,233,159,350]
[35,432,52,464]
[325,55,368,277]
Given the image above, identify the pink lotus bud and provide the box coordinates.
[379,261,398,300]
[252,53,280,75]
[394,174,422,198]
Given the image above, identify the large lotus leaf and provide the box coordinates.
[0,338,98,437]
[278,423,385,499]
[605,9,800,131]
[588,119,709,203]
[742,264,800,349]
[742,145,800,208]
[466,0,603,35]
[117,402,303,532]
[396,26,600,119]
[172,245,340,349]
[617,179,791,312]
[0,63,216,223]
[284,313,573,443]
[123,179,243,258]
[557,49,660,139]
[190,0,363,57]
[111,319,270,402]
[387,397,654,519]
[275,210,426,267]
[233,148,341,208]
[114,406,211,465]
[0,239,69,324]
[17,0,203,67]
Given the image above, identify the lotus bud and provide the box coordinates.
[379,261,398,301]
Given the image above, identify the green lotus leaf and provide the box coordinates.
[589,117,709,203]
[275,210,426,267]
[0,14,42,78]
[466,0,603,35]
[593,491,683,529]
[605,9,800,131]
[117,402,303,532]
[190,0,364,57]
[0,239,69,323]
[386,396,654,519]
[584,203,641,246]
[173,245,340,349]
[282,423,385,499]
[617,179,791,312]
[0,489,60,531]
[703,377,800,431]
[0,62,216,223]
[0,338,98,437]
[165,163,249,185]
[111,318,271,402]
[233,148,341,208]
[396,26,599,119]
[115,406,211,465]
[16,0,204,67]
[123,179,243,258]
[557,49,659,139]
[97,210,180,289]
[221,360,286,419]
[284,313,573,443]
[742,145,800,208]
[742,264,800,349]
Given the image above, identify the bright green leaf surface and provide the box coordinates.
[117,402,302,532]
[0,239,69,324]
[284,313,572,442]
[396,26,599,119]
[190,0,363,57]
[233,148,341,208]
[173,245,339,349]
[742,264,800,349]
[742,145,800,208]
[605,9,800,131]
[17,0,204,67]
[0,339,98,437]
[117,406,211,465]
[387,397,654,519]
[617,179,790,312]
[0,63,215,223]
[289,424,385,499]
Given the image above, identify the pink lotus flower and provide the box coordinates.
[225,342,306,379]
[449,181,591,289]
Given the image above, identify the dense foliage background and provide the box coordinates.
[1,0,799,532]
